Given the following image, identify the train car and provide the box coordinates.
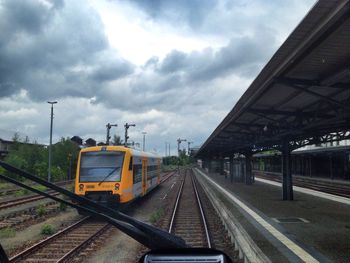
[74,145,162,207]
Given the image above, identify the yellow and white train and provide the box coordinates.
[74,146,161,207]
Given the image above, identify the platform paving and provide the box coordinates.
[196,168,350,263]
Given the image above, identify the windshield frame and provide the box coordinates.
[78,150,125,183]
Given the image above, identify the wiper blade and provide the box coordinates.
[98,166,120,185]
[0,161,187,249]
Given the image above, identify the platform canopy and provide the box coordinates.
[197,0,350,158]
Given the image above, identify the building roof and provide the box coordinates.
[197,0,350,158]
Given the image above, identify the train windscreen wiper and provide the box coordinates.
[98,166,120,185]
[0,161,187,251]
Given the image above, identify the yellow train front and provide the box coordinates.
[74,146,161,207]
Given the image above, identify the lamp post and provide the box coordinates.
[47,101,57,182]
[142,132,147,151]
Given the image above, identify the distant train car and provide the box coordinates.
[74,146,162,207]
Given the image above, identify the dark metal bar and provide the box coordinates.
[0,162,187,249]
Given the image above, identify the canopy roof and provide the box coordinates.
[197,0,350,158]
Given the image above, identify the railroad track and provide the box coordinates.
[10,217,110,263]
[161,171,177,183]
[168,169,211,247]
[0,201,60,230]
[0,180,73,196]
[0,191,61,211]
[255,172,350,198]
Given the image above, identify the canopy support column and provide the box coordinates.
[244,152,253,185]
[282,140,293,200]
[229,156,234,183]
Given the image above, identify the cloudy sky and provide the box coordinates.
[0,0,316,155]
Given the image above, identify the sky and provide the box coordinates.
[0,0,316,155]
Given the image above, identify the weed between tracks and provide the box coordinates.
[150,208,164,224]
[14,189,30,197]
[0,227,16,238]
[59,202,67,211]
[41,224,55,235]
[36,205,46,216]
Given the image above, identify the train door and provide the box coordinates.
[142,159,147,195]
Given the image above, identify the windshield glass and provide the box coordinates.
[79,151,125,182]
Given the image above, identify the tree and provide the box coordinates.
[112,135,122,145]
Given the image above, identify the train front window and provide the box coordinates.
[79,151,125,182]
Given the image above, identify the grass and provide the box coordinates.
[36,205,47,216]
[149,208,164,224]
[14,189,30,197]
[41,224,55,235]
[33,185,47,192]
[0,227,16,238]
[0,182,13,190]
[59,202,67,211]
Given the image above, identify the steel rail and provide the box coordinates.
[56,223,110,262]
[191,172,212,248]
[10,216,90,262]
[0,191,60,210]
[168,172,186,233]
[161,171,176,184]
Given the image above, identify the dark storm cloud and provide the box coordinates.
[0,0,134,100]
[157,31,275,82]
[91,60,135,83]
[94,28,276,113]
[124,0,216,29]
[120,0,316,38]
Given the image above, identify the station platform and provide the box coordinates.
[194,168,350,263]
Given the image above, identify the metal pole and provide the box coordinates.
[142,132,147,151]
[106,123,117,145]
[106,123,111,144]
[47,101,57,182]
[124,123,136,147]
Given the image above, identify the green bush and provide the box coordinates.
[41,224,55,235]
[36,205,46,216]
[0,227,16,238]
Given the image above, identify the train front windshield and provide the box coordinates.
[79,151,125,182]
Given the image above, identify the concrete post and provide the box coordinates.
[220,157,225,176]
[282,140,293,200]
[244,152,253,185]
[229,156,234,183]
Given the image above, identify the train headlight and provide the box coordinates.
[79,184,84,191]
[115,183,120,190]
